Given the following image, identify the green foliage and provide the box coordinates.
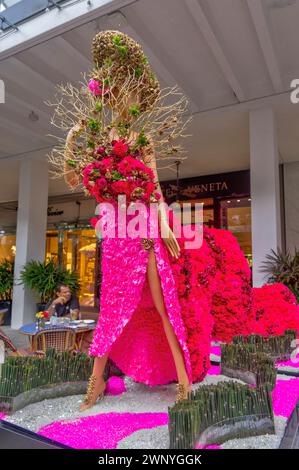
[112,35,122,46]
[221,345,276,389]
[232,330,297,360]
[19,258,80,303]
[129,104,141,118]
[87,139,96,148]
[134,67,143,78]
[94,101,103,113]
[260,247,299,300]
[103,57,113,68]
[111,170,124,180]
[221,330,297,389]
[65,159,76,167]
[0,259,14,302]
[0,349,94,405]
[168,381,274,449]
[112,34,128,57]
[87,118,100,133]
[132,129,149,149]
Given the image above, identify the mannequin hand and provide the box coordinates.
[64,123,83,189]
[160,219,180,259]
[68,122,83,138]
[65,171,80,189]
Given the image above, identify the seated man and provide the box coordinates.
[45,284,80,319]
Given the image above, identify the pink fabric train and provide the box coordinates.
[89,204,299,386]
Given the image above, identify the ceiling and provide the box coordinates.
[0,0,299,203]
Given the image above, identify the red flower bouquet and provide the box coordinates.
[82,138,161,205]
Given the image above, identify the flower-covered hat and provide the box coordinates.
[89,30,160,112]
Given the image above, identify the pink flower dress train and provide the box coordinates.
[88,201,195,386]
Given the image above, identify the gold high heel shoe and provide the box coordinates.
[80,373,106,411]
[175,382,192,403]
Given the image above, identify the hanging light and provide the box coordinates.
[175,160,181,202]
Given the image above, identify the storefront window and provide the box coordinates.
[46,228,98,307]
[0,233,16,261]
[220,197,252,266]
[176,198,215,227]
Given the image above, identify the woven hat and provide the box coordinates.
[90,30,160,112]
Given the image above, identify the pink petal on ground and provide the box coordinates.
[276,359,299,368]
[272,378,299,418]
[207,365,221,375]
[199,444,222,449]
[0,413,6,420]
[105,376,126,395]
[210,345,221,357]
[37,412,168,449]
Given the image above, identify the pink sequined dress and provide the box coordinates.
[88,199,213,386]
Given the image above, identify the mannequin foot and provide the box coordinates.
[175,381,192,402]
[79,374,106,412]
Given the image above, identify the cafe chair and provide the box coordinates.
[33,327,76,353]
[0,327,45,358]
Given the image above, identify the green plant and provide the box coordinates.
[19,258,80,304]
[168,381,274,449]
[260,247,299,301]
[0,259,14,302]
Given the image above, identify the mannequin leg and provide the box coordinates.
[146,247,190,386]
[79,353,109,411]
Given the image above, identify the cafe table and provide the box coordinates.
[18,320,96,352]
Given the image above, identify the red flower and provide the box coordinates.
[112,139,130,158]
[111,181,130,195]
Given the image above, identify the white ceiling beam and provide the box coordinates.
[192,87,291,118]
[246,0,283,93]
[0,0,136,61]
[54,36,92,72]
[1,57,56,99]
[1,91,54,136]
[185,0,245,102]
[104,11,199,113]
[0,113,53,143]
[27,36,90,82]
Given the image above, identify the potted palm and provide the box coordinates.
[19,258,80,310]
[260,247,299,303]
[0,259,14,326]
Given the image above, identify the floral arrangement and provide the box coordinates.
[81,137,161,205]
[35,310,49,320]
[45,30,192,190]
[251,283,299,337]
[207,228,254,342]
[35,310,49,328]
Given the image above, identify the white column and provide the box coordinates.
[284,161,299,255]
[249,107,282,287]
[11,157,48,329]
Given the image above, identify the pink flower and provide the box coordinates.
[99,158,113,172]
[118,157,135,176]
[96,177,107,189]
[95,146,106,156]
[88,79,109,96]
